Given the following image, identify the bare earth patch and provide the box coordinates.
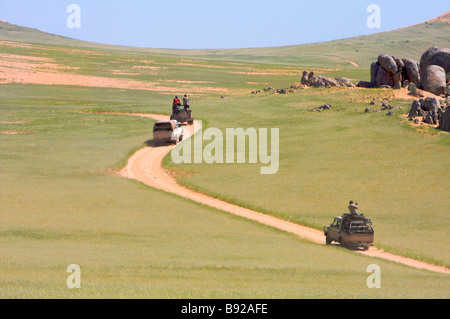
[0,130,33,135]
[246,82,269,85]
[0,121,27,124]
[0,60,235,94]
[131,65,166,70]
[110,70,139,76]
[164,79,215,84]
[394,87,443,100]
[0,41,239,94]
[331,56,359,67]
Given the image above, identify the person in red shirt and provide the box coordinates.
[172,96,181,114]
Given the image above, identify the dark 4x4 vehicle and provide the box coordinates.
[170,108,193,125]
[324,214,374,250]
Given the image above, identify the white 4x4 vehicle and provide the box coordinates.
[153,120,184,144]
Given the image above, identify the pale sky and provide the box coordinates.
[0,0,449,49]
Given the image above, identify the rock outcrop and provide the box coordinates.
[407,97,444,126]
[438,106,450,131]
[402,58,421,84]
[358,46,449,96]
[418,46,449,95]
[358,54,420,89]
[301,71,354,88]
[420,46,450,75]
[309,103,332,112]
[420,64,447,96]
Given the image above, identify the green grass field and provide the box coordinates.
[0,18,449,298]
[166,88,450,267]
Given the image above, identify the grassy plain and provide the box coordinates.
[0,18,449,298]
[1,84,449,299]
[166,87,450,267]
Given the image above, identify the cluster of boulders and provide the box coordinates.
[357,46,449,97]
[358,54,420,89]
[248,69,356,95]
[365,98,402,115]
[419,46,449,96]
[309,102,332,112]
[301,71,355,88]
[252,84,305,94]
[406,96,450,130]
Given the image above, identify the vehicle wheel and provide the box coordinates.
[188,120,193,125]
[326,237,332,245]
[180,135,183,141]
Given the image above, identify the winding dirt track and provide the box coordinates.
[118,113,449,274]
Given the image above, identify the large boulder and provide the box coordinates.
[420,46,450,74]
[423,112,438,125]
[370,62,380,84]
[428,48,450,73]
[402,58,420,84]
[393,72,402,89]
[376,66,393,87]
[438,107,450,131]
[395,56,404,68]
[408,100,423,117]
[337,77,355,87]
[421,96,441,113]
[378,54,398,75]
[301,70,309,85]
[419,46,440,75]
[357,80,375,88]
[322,76,340,87]
[421,65,446,96]
[307,71,321,87]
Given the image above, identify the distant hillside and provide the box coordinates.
[1,12,449,69]
[0,19,89,47]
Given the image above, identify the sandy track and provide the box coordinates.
[118,113,449,274]
[331,56,360,67]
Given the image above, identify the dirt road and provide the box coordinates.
[331,56,360,67]
[119,113,449,274]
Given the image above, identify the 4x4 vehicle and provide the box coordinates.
[170,108,193,125]
[153,120,183,144]
[324,214,374,250]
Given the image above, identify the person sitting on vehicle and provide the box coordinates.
[348,200,359,216]
[172,96,181,114]
[182,94,191,114]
